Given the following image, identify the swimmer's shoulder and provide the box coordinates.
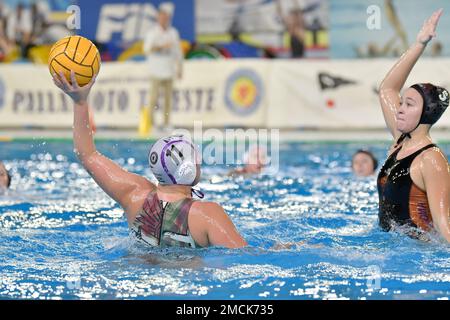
[128,177,157,202]
[188,201,224,247]
[188,201,230,231]
[418,146,449,174]
[142,178,157,191]
[189,201,226,219]
[188,201,243,248]
[124,178,157,223]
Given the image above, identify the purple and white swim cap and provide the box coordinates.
[148,135,200,186]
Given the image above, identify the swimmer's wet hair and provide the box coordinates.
[6,172,11,188]
[353,149,378,171]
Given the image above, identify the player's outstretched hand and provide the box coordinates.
[52,71,97,105]
[417,9,443,45]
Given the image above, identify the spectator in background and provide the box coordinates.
[352,150,378,177]
[0,2,7,26]
[310,17,324,47]
[276,0,305,58]
[30,1,50,45]
[143,2,183,130]
[6,3,32,59]
[0,1,12,58]
[431,41,442,57]
[0,2,9,33]
[228,2,244,42]
[0,162,11,190]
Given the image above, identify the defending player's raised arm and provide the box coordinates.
[379,9,443,140]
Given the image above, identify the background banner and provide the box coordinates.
[0,60,269,128]
[1,58,450,129]
[267,58,450,128]
[77,0,195,44]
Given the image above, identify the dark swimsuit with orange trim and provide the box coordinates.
[377,144,436,233]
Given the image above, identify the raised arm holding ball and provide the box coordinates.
[51,69,247,249]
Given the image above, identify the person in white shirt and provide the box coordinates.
[143,3,183,129]
[0,2,12,57]
[6,3,32,59]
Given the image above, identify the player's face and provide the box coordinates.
[158,12,171,28]
[352,153,375,177]
[0,163,9,189]
[397,88,423,133]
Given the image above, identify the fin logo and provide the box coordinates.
[96,3,156,43]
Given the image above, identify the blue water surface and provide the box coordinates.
[0,140,449,300]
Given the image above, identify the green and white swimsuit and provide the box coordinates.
[130,190,200,248]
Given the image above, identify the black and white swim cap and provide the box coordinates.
[410,83,449,126]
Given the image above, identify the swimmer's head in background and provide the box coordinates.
[243,145,266,165]
[242,145,269,174]
[148,135,201,186]
[410,83,449,128]
[0,162,11,189]
[352,150,378,177]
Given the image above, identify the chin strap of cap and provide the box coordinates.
[394,132,411,148]
[191,188,205,199]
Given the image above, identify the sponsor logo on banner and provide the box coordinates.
[318,72,357,91]
[78,0,195,48]
[224,68,263,116]
[0,76,5,110]
[318,72,358,109]
[96,3,155,43]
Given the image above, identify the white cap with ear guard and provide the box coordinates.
[148,135,200,186]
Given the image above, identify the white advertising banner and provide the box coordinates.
[267,58,450,129]
[1,58,450,130]
[0,60,269,128]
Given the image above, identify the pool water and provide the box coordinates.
[0,140,449,300]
